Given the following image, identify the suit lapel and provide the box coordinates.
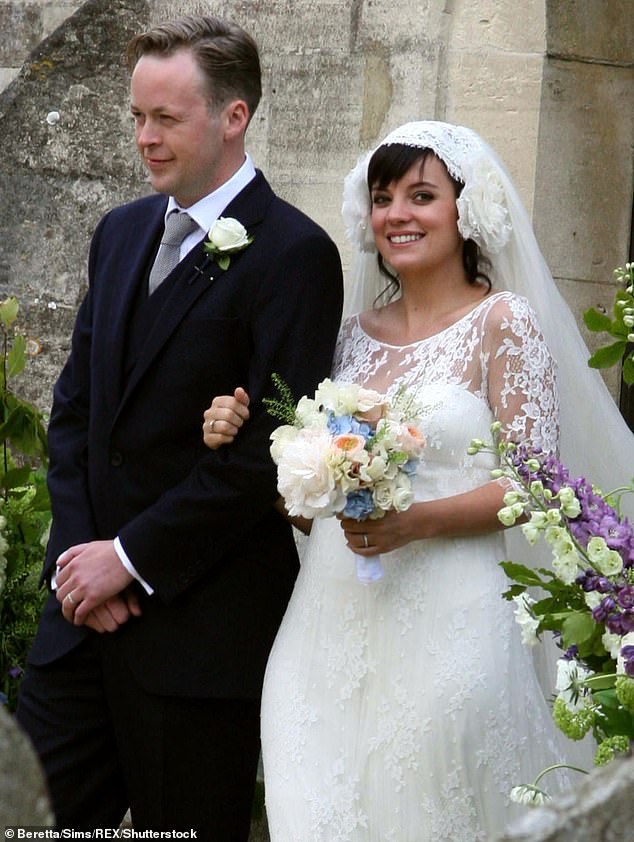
[114,172,274,417]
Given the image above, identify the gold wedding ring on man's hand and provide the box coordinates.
[64,591,76,606]
[207,419,216,433]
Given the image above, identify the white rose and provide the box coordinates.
[372,474,413,513]
[208,217,251,252]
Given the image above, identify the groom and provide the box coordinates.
[17,14,343,837]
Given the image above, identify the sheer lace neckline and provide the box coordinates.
[356,290,506,349]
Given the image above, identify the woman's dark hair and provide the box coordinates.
[366,143,491,305]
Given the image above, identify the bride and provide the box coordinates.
[203,121,632,840]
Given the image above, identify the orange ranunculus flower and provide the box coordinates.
[331,433,367,459]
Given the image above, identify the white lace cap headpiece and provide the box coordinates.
[342,121,512,259]
[341,120,634,521]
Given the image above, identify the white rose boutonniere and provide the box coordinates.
[204,217,253,270]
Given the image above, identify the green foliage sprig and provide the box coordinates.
[584,263,634,383]
[0,297,50,710]
[263,373,298,426]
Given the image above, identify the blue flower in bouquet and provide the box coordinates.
[400,459,419,478]
[327,412,372,440]
[343,488,375,520]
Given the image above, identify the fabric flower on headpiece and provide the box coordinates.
[456,157,512,255]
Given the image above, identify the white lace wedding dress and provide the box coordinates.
[260,291,580,842]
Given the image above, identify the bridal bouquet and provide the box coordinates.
[470,426,634,779]
[265,377,425,583]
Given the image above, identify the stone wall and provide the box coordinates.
[2,0,631,411]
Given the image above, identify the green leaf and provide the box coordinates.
[586,674,616,692]
[0,402,48,458]
[0,465,33,490]
[588,341,628,369]
[583,308,613,333]
[623,355,634,385]
[561,611,596,648]
[0,297,19,328]
[7,334,26,378]
[501,584,527,600]
[217,255,230,270]
[499,560,545,587]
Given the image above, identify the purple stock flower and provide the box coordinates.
[8,665,22,679]
[618,586,634,610]
[606,611,634,636]
[592,597,617,623]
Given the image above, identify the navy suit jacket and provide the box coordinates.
[29,172,343,698]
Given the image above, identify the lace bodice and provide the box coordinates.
[333,290,559,453]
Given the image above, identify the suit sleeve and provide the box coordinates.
[119,225,343,602]
[43,218,107,575]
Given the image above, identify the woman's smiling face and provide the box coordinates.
[370,154,463,280]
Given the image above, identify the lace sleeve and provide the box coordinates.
[483,294,560,453]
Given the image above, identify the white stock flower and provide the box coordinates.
[602,630,623,660]
[315,379,383,418]
[521,520,541,545]
[584,591,603,611]
[498,503,524,527]
[555,659,593,712]
[207,217,251,252]
[617,632,634,675]
[276,428,344,518]
[510,786,550,807]
[512,593,540,646]
[551,549,581,585]
[557,486,582,519]
[587,536,623,576]
[546,526,580,584]
[294,396,324,428]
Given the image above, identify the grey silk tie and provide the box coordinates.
[148,211,198,295]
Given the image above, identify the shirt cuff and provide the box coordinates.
[114,536,154,595]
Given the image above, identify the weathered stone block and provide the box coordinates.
[0,705,53,825]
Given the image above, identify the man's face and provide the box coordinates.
[130,49,229,207]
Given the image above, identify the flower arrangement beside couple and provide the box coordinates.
[204,119,634,839]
